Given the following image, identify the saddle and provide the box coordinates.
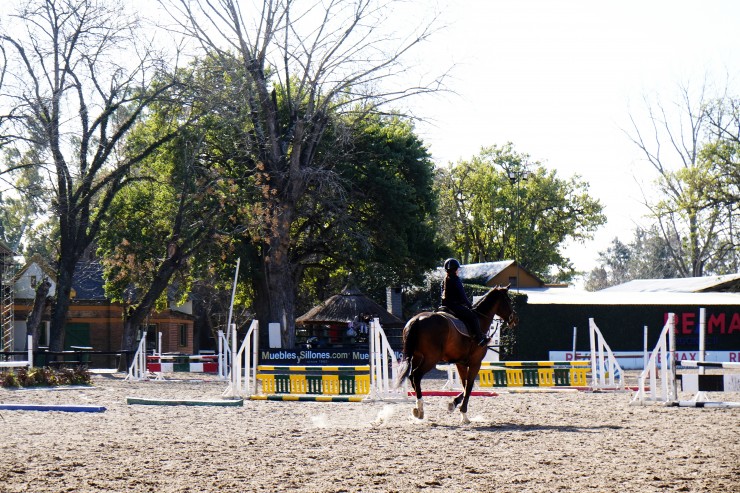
[435,308,472,338]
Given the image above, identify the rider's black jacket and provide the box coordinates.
[441,273,471,309]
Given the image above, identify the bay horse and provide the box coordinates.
[396,286,518,424]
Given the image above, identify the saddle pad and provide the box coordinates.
[435,311,470,337]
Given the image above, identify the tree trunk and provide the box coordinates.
[262,211,297,348]
[25,279,51,349]
[121,245,184,353]
[48,254,76,352]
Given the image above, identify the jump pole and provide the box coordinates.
[698,308,706,376]
[0,403,106,413]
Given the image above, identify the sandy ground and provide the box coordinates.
[0,372,738,493]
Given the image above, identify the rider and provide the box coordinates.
[440,258,487,347]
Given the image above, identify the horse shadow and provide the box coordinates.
[431,422,622,433]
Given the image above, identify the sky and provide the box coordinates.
[401,0,740,282]
[3,0,739,283]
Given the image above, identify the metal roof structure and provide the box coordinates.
[520,287,740,306]
[431,260,545,287]
[600,273,740,293]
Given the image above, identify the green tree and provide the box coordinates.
[701,96,740,273]
[0,0,183,351]
[294,113,445,310]
[583,225,681,291]
[627,84,738,276]
[99,53,443,348]
[161,0,445,346]
[435,143,605,283]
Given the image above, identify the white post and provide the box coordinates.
[643,325,648,370]
[572,326,577,355]
[698,308,706,376]
[226,258,240,333]
[27,334,33,368]
[157,331,162,356]
[668,314,677,402]
[251,321,258,395]
[588,320,596,388]
[217,330,225,379]
[231,323,238,390]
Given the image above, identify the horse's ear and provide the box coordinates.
[504,284,511,290]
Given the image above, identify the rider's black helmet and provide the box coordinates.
[444,258,461,272]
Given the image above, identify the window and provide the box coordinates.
[508,276,518,288]
[179,324,188,347]
[30,275,37,288]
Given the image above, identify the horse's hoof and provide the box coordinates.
[460,412,471,425]
[447,401,456,412]
[412,408,424,419]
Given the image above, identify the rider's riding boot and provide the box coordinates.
[470,321,487,347]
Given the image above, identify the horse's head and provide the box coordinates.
[472,285,518,328]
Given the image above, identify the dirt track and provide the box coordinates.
[0,373,738,493]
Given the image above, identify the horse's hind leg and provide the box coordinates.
[410,355,425,419]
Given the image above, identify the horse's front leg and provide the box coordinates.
[448,363,468,412]
[459,365,481,425]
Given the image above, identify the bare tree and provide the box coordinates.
[0,0,182,351]
[626,82,729,277]
[703,96,740,273]
[161,0,446,346]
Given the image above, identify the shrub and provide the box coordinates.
[0,367,91,388]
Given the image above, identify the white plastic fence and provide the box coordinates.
[222,320,259,398]
[630,315,676,405]
[633,308,740,408]
[588,318,625,390]
[0,334,33,369]
[368,318,407,401]
[125,332,149,381]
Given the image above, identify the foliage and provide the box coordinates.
[0,366,91,388]
[293,113,445,312]
[159,0,446,347]
[627,85,739,276]
[435,143,605,283]
[583,225,682,291]
[0,0,185,351]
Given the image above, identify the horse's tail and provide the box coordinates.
[394,317,420,388]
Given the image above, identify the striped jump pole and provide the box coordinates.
[477,361,592,389]
[675,361,740,407]
[253,365,371,400]
[243,319,408,402]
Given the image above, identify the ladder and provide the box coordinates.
[0,256,16,352]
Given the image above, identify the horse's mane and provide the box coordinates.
[471,286,509,313]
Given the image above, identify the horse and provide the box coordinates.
[395,286,518,424]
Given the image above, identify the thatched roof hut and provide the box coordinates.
[296,285,404,327]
